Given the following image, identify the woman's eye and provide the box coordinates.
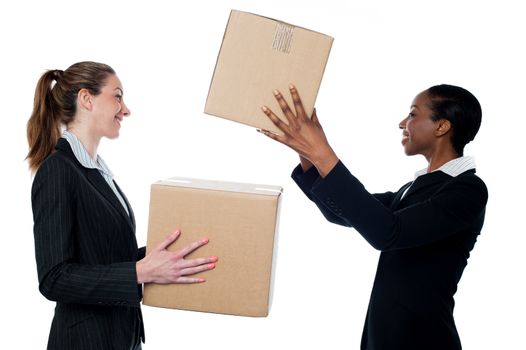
[115,95,122,102]
[408,112,415,118]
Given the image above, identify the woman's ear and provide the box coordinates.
[435,119,452,137]
[77,88,93,111]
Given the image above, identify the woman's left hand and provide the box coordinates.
[258,84,339,177]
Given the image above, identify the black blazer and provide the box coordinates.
[292,161,488,350]
[31,138,145,350]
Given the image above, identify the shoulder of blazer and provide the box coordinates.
[395,169,487,210]
[449,169,487,192]
[30,146,83,217]
[435,169,488,207]
[32,139,95,195]
[34,140,87,182]
[54,138,85,169]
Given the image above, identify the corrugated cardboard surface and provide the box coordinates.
[143,177,282,317]
[204,9,333,134]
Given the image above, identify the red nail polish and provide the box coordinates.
[208,263,216,269]
[200,238,209,244]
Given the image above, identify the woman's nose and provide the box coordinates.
[399,117,408,129]
[121,102,131,117]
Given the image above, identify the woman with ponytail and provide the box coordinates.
[27,62,218,350]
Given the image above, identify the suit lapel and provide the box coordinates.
[56,139,135,231]
[394,171,452,208]
[390,182,412,209]
[85,170,135,231]
[114,181,136,229]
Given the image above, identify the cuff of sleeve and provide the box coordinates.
[312,160,350,190]
[112,261,143,304]
[311,160,361,201]
[291,163,321,189]
[137,246,146,260]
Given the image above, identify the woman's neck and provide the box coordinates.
[425,148,460,173]
[66,125,100,161]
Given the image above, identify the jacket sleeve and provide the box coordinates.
[291,164,351,226]
[291,164,400,227]
[31,157,141,306]
[307,161,488,251]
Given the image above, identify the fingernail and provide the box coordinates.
[289,84,295,90]
[198,278,206,283]
[273,89,280,96]
[200,238,209,244]
[208,263,216,269]
[211,256,219,262]
[261,106,268,113]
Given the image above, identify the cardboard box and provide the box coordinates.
[204,9,333,134]
[143,177,282,317]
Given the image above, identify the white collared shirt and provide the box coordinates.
[401,156,476,199]
[62,130,129,216]
[413,156,476,179]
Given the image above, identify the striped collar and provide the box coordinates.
[414,156,476,179]
[61,130,113,177]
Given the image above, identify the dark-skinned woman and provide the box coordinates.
[258,84,487,350]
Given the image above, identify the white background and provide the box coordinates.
[1,0,524,348]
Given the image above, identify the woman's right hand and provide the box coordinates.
[136,229,218,284]
[259,86,339,177]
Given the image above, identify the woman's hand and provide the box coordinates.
[258,84,339,177]
[136,229,218,284]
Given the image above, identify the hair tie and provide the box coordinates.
[53,69,63,81]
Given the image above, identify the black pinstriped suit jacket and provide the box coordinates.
[31,138,145,350]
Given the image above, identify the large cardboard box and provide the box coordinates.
[143,177,282,317]
[204,10,333,134]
